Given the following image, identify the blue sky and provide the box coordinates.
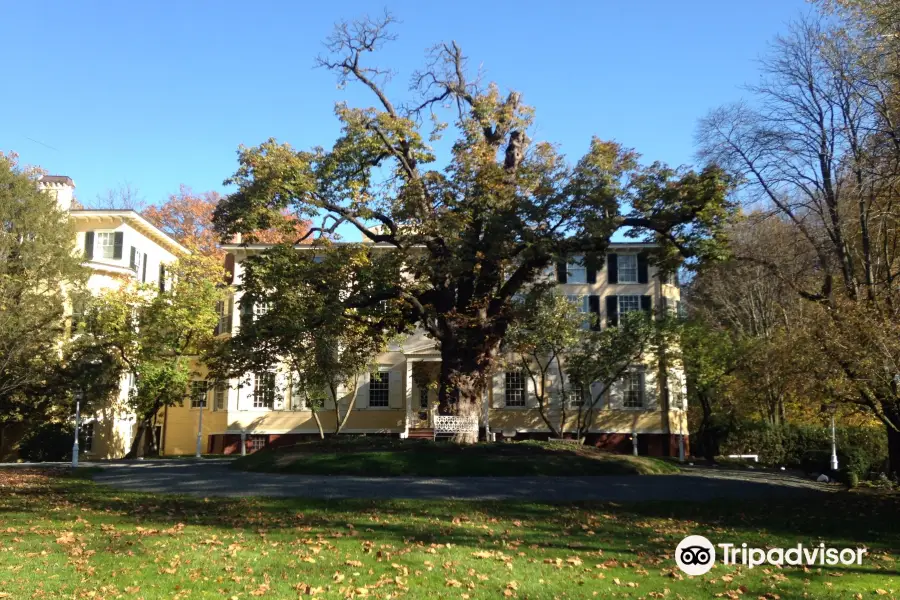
[4,0,808,214]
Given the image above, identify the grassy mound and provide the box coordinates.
[232,437,680,476]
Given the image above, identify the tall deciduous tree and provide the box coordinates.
[697,14,900,471]
[84,255,225,457]
[214,15,734,441]
[0,154,88,429]
[207,244,406,437]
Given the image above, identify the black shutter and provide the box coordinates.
[586,253,598,284]
[606,295,619,327]
[142,253,148,282]
[158,264,166,293]
[556,259,567,284]
[112,232,124,259]
[129,247,137,271]
[588,295,601,330]
[84,231,94,259]
[225,296,233,333]
[641,295,652,313]
[660,296,668,314]
[607,253,618,284]
[637,252,649,284]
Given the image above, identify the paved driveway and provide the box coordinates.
[84,459,835,502]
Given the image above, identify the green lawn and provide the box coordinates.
[233,438,680,476]
[0,469,898,599]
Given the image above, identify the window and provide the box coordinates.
[566,256,587,284]
[290,378,308,411]
[215,298,233,335]
[622,372,644,409]
[254,372,275,409]
[617,254,638,283]
[248,435,267,452]
[96,232,116,259]
[419,387,429,409]
[566,294,591,329]
[79,421,94,453]
[190,381,207,409]
[369,371,390,408]
[214,382,227,411]
[505,371,526,407]
[567,384,587,407]
[618,295,640,315]
[130,247,142,273]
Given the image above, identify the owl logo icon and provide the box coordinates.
[675,535,715,575]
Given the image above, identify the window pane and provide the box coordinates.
[214,382,227,411]
[617,254,638,283]
[622,372,644,408]
[618,295,640,314]
[254,372,275,409]
[369,371,390,407]
[566,256,587,284]
[96,232,115,259]
[505,371,526,407]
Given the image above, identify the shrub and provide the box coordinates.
[716,420,887,481]
[17,422,74,462]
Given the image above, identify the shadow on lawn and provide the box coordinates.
[4,467,899,573]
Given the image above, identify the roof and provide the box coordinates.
[68,210,191,256]
[39,175,75,186]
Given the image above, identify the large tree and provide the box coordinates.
[82,255,225,457]
[0,154,88,434]
[213,15,734,441]
[698,14,900,471]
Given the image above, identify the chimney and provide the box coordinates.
[38,175,76,212]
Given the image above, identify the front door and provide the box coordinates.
[413,385,432,428]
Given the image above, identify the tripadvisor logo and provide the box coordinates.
[675,535,867,575]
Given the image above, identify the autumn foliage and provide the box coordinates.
[143,185,310,259]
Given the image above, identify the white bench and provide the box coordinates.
[433,415,480,440]
[727,454,759,463]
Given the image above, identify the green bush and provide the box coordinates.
[717,420,887,481]
[17,422,74,462]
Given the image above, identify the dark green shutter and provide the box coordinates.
[158,264,166,293]
[588,295,601,330]
[112,232,124,259]
[129,247,137,271]
[84,231,94,259]
[556,259,567,284]
[606,295,619,327]
[637,252,649,284]
[607,253,618,284]
[141,253,148,282]
[641,295,652,312]
[586,253,598,284]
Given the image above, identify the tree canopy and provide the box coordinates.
[213,14,734,441]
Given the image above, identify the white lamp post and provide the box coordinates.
[830,414,839,471]
[195,391,205,458]
[72,391,82,468]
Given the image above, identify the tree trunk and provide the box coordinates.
[311,409,325,439]
[124,416,152,459]
[697,391,715,462]
[437,351,487,444]
[887,423,900,479]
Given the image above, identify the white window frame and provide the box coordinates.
[622,371,645,409]
[290,378,308,411]
[213,382,227,411]
[248,435,267,452]
[369,369,390,409]
[618,295,641,315]
[253,372,276,410]
[189,380,207,409]
[419,386,429,409]
[566,256,587,284]
[504,371,526,408]
[617,254,638,283]
[131,248,142,274]
[95,231,116,259]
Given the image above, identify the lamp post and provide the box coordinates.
[830,414,839,472]
[195,389,205,459]
[72,390,83,468]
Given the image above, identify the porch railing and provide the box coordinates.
[433,415,480,440]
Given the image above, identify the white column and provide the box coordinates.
[402,359,413,438]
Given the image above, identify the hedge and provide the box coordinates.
[716,420,888,481]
